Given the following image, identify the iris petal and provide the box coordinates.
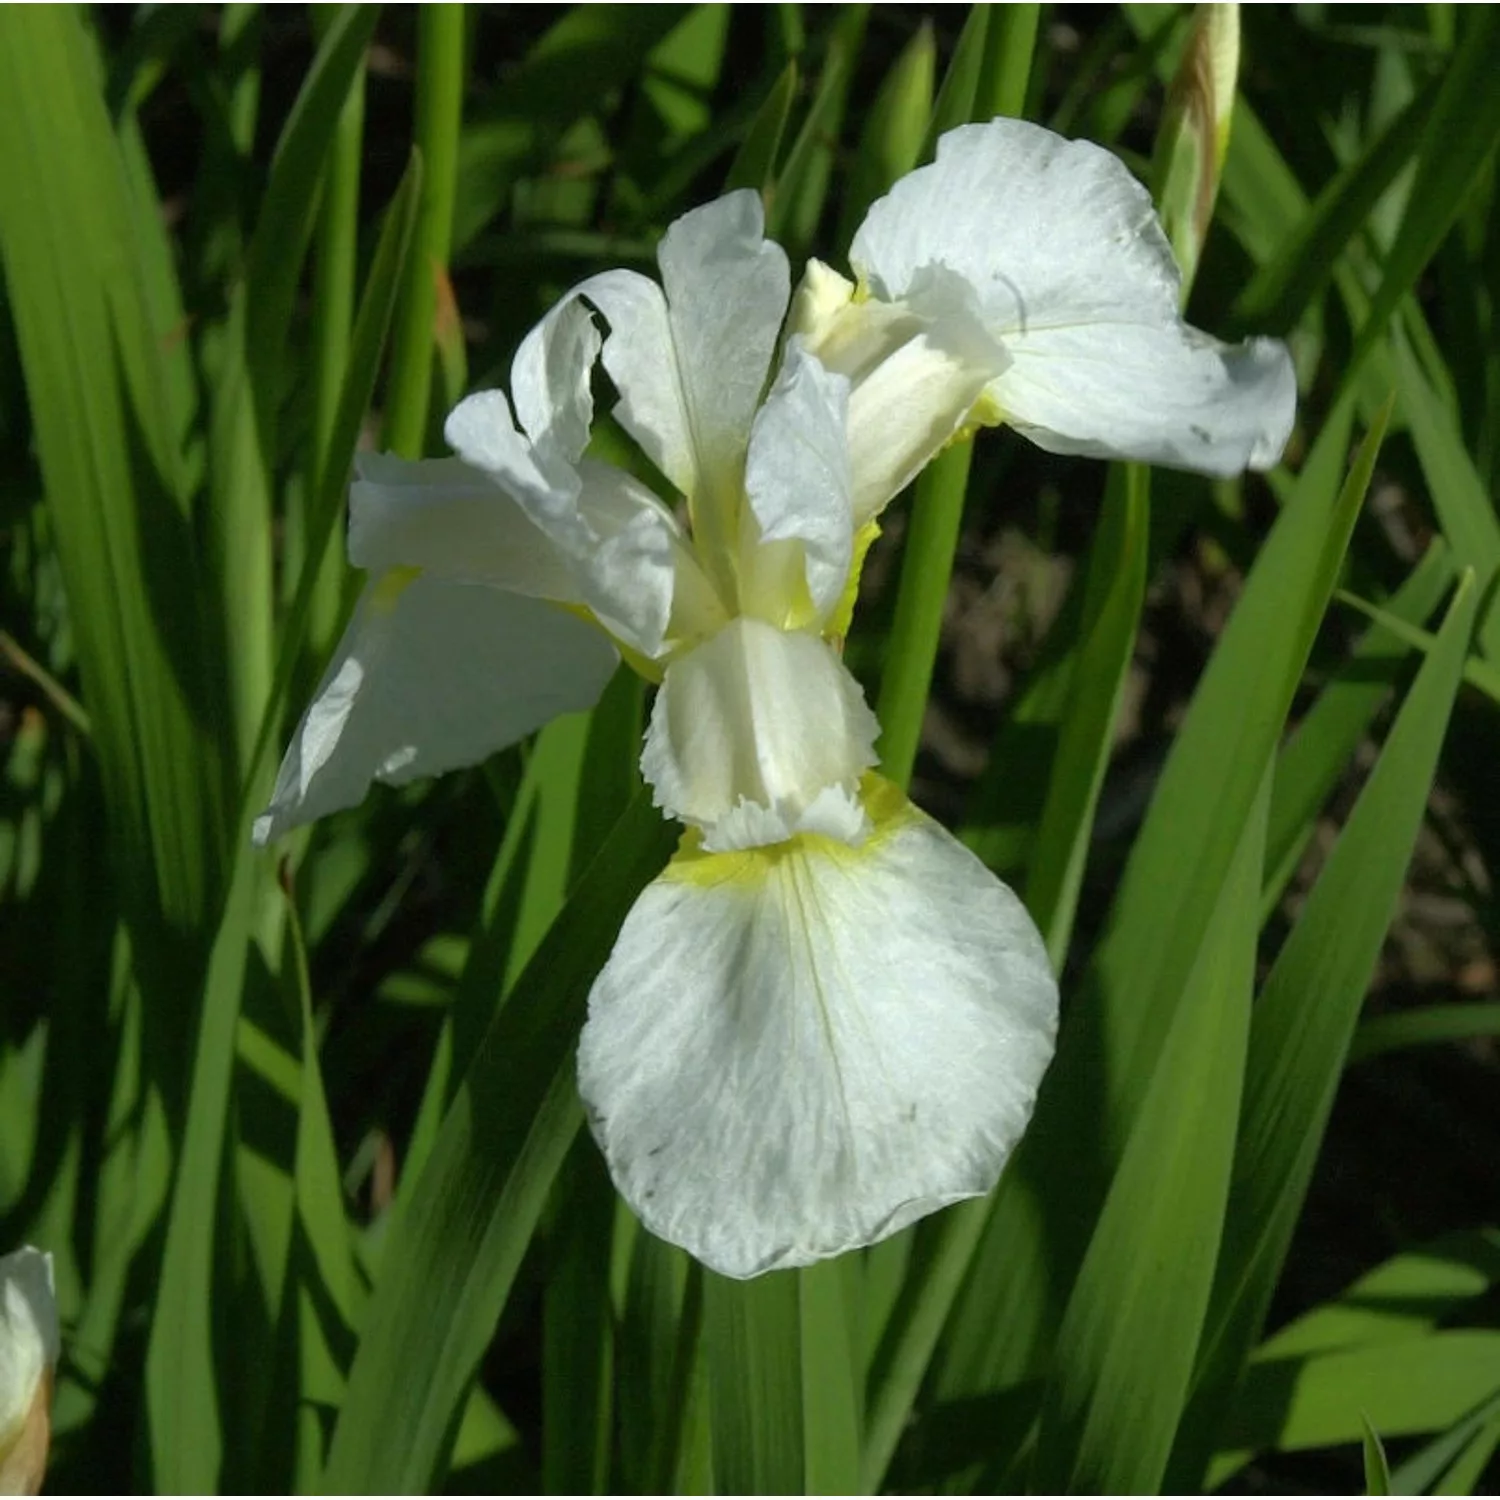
[254,578,618,844]
[851,118,1295,476]
[0,1248,56,1452]
[579,780,1058,1279]
[640,617,879,852]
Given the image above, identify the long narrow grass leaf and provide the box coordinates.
[1350,7,1500,371]
[976,2,1040,119]
[384,4,463,457]
[1264,542,1455,913]
[1392,333,1500,662]
[939,400,1385,1401]
[1364,1414,1394,1495]
[0,5,231,959]
[705,1271,804,1493]
[799,1260,860,1495]
[1032,779,1265,1493]
[1210,1332,1500,1482]
[244,153,423,815]
[1231,76,1438,335]
[723,59,798,197]
[1025,463,1149,965]
[143,846,259,1490]
[1351,1002,1500,1064]
[1256,1229,1500,1362]
[323,792,675,1493]
[1169,569,1478,1488]
[1392,1384,1500,1495]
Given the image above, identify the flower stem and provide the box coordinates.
[301,4,364,657]
[875,438,973,790]
[383,4,463,458]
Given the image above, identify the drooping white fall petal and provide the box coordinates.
[347,454,581,599]
[578,782,1059,1279]
[0,1247,57,1494]
[829,117,1294,480]
[253,575,617,845]
[353,449,701,660]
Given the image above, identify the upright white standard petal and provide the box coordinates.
[254,576,618,844]
[509,280,603,464]
[568,269,694,495]
[640,617,879,852]
[1,1247,57,1495]
[444,297,600,535]
[849,118,1296,476]
[492,195,790,547]
[654,191,791,512]
[578,781,1059,1279]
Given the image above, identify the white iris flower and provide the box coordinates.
[792,117,1296,510]
[257,119,1293,1279]
[0,1247,58,1494]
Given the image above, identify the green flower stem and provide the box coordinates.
[875,438,973,791]
[303,4,365,656]
[383,4,463,457]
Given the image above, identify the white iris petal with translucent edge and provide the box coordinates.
[578,782,1059,1279]
[641,617,879,853]
[0,1248,57,1454]
[252,576,617,845]
[797,116,1294,491]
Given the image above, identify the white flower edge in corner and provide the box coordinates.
[793,115,1297,511]
[579,777,1059,1279]
[0,1247,58,1495]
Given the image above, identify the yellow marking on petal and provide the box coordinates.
[370,565,422,615]
[823,520,881,647]
[953,389,1007,445]
[614,637,665,684]
[662,773,915,890]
